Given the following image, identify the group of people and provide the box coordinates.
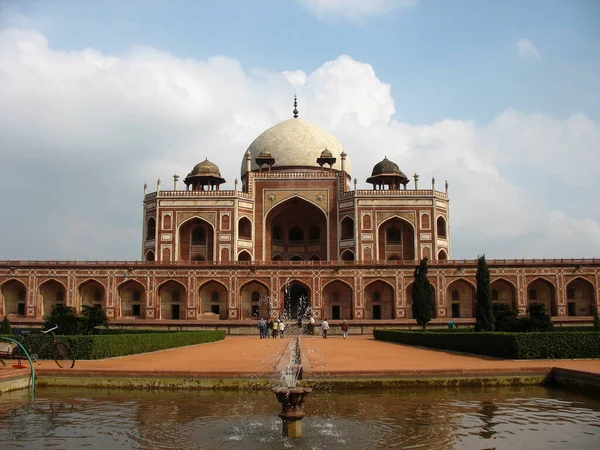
[258,316,350,339]
[257,318,286,339]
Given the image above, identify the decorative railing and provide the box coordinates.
[340,189,448,199]
[144,190,252,200]
[1,258,598,268]
[253,171,338,179]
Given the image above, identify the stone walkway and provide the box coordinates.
[1,335,599,379]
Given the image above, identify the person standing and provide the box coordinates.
[279,320,286,338]
[272,318,279,339]
[258,318,266,339]
[341,319,349,339]
[321,318,329,339]
[267,318,273,338]
[308,316,315,335]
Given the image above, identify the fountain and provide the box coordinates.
[272,337,312,438]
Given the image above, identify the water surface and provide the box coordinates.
[0,385,599,449]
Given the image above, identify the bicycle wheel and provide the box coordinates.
[53,341,76,368]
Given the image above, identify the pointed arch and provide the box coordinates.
[178,216,215,262]
[566,277,596,316]
[145,250,155,262]
[238,217,252,239]
[436,216,447,238]
[117,279,146,318]
[77,278,106,312]
[446,278,475,318]
[309,254,320,261]
[341,216,354,239]
[240,279,270,319]
[377,216,416,261]
[238,250,252,262]
[158,279,187,319]
[527,277,557,316]
[490,277,517,310]
[38,278,67,317]
[322,279,353,320]
[146,217,156,240]
[198,279,228,320]
[438,249,448,261]
[281,279,311,320]
[364,279,395,319]
[1,278,27,317]
[341,249,355,261]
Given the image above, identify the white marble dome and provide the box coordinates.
[241,118,351,177]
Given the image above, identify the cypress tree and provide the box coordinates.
[475,254,495,331]
[412,257,435,331]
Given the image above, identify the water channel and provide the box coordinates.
[0,385,599,449]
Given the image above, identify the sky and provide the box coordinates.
[0,0,599,261]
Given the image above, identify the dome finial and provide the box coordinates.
[293,95,299,118]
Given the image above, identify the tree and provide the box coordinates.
[79,305,109,334]
[593,305,600,332]
[474,255,495,332]
[44,304,80,335]
[522,302,554,332]
[0,316,11,335]
[412,257,435,331]
[492,303,520,332]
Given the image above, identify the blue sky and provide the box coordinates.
[0,0,599,260]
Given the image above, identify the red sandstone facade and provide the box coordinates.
[1,111,599,327]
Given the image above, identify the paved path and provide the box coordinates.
[1,335,599,379]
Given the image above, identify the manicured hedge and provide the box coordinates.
[4,330,225,360]
[373,329,600,359]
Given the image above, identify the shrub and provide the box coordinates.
[44,305,80,335]
[0,316,11,335]
[493,303,521,332]
[521,302,553,332]
[19,330,226,360]
[594,306,600,332]
[79,305,109,334]
[373,329,600,359]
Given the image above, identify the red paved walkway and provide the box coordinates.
[2,335,599,379]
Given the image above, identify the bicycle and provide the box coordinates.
[14,325,76,368]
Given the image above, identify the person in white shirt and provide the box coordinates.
[279,320,286,338]
[321,318,329,339]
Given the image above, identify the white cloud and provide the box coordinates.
[0,27,598,260]
[517,38,541,60]
[296,0,416,22]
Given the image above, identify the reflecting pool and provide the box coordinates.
[0,385,599,449]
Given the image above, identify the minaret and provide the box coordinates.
[413,173,419,190]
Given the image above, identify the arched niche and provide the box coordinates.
[364,280,395,319]
[341,217,354,239]
[118,280,146,319]
[527,278,557,316]
[158,280,187,320]
[266,197,327,261]
[145,250,155,262]
[490,279,517,310]
[179,217,214,262]
[198,281,228,320]
[282,281,311,320]
[78,279,105,311]
[341,250,355,261]
[446,279,475,318]
[238,250,252,262]
[566,278,596,316]
[39,279,66,317]
[1,279,27,317]
[238,217,252,239]
[146,217,156,240]
[240,281,270,319]
[437,216,447,238]
[438,249,448,261]
[378,217,415,261]
[322,280,352,320]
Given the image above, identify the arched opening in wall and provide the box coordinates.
[322,281,352,321]
[565,278,596,316]
[527,278,557,316]
[1,279,27,317]
[282,281,311,320]
[145,250,155,262]
[240,281,269,319]
[406,283,437,319]
[341,217,354,240]
[378,217,415,261]
[238,250,252,262]
[238,217,252,239]
[163,214,172,230]
[309,254,320,262]
[289,255,303,262]
[437,216,447,238]
[490,279,517,310]
[422,247,431,260]
[309,225,320,241]
[220,247,230,262]
[146,217,156,240]
[363,247,372,262]
[79,280,105,311]
[438,249,448,261]
[158,280,187,320]
[178,218,214,262]
[364,280,395,319]
[362,214,371,230]
[162,247,171,262]
[266,197,327,261]
[198,281,228,320]
[446,279,475,318]
[221,214,230,230]
[118,280,146,318]
[341,250,355,261]
[39,279,66,317]
[421,214,430,229]
[272,254,284,262]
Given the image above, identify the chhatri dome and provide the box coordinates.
[240,98,351,177]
